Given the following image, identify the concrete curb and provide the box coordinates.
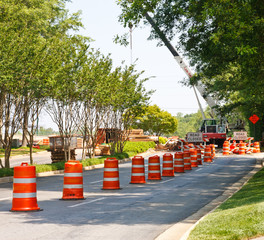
[155,154,264,240]
[0,149,157,184]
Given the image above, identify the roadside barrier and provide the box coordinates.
[189,148,198,168]
[11,163,41,212]
[130,156,146,184]
[204,146,212,162]
[210,144,215,159]
[174,152,184,173]
[102,158,120,190]
[223,141,229,155]
[148,155,161,180]
[239,142,246,155]
[183,151,192,170]
[162,153,174,177]
[62,160,85,200]
[196,149,202,165]
[253,142,260,153]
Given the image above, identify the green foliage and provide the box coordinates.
[37,127,59,136]
[133,105,178,136]
[158,136,167,144]
[123,141,156,153]
[0,168,14,178]
[189,167,264,240]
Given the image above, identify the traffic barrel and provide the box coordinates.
[239,142,246,155]
[210,144,215,159]
[62,160,85,200]
[183,151,192,170]
[162,153,174,177]
[253,142,260,153]
[174,152,184,173]
[102,158,120,189]
[204,146,212,162]
[130,156,146,184]
[223,141,229,155]
[197,149,202,165]
[189,148,198,168]
[11,163,41,212]
[148,155,161,180]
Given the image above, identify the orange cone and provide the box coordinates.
[197,149,202,165]
[148,155,161,180]
[102,158,120,190]
[190,148,198,168]
[130,156,146,184]
[183,151,192,170]
[11,163,41,212]
[204,146,212,162]
[162,153,174,177]
[223,141,229,155]
[174,152,184,173]
[62,160,85,200]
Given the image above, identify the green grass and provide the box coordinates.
[188,167,264,240]
[0,146,49,158]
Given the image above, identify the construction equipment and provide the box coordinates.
[142,12,244,147]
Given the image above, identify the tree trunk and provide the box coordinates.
[22,99,29,147]
[29,135,34,165]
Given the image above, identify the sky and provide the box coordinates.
[39,0,207,130]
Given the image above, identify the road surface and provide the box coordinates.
[0,153,260,240]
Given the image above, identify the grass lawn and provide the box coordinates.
[0,145,49,158]
[188,166,264,240]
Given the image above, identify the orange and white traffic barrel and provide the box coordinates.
[148,155,161,180]
[210,144,215,159]
[189,148,198,168]
[239,142,246,155]
[162,153,174,177]
[102,158,120,190]
[62,160,85,200]
[196,149,202,165]
[204,146,212,163]
[11,163,41,212]
[253,142,260,153]
[130,156,146,184]
[223,141,229,155]
[183,151,192,170]
[174,152,184,173]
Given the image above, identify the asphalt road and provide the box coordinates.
[0,153,259,240]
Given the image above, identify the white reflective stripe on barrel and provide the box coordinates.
[13,193,36,198]
[104,168,119,172]
[103,178,119,181]
[185,163,191,165]
[64,173,83,177]
[132,173,144,176]
[149,170,160,173]
[132,165,144,168]
[163,167,173,170]
[63,184,83,189]
[174,165,184,167]
[163,161,172,163]
[13,178,36,184]
[149,163,160,166]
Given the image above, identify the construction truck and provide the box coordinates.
[142,12,245,147]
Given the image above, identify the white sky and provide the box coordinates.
[39,0,207,130]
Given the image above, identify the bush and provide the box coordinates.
[123,141,156,154]
[159,137,168,144]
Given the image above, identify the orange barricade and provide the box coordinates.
[239,142,246,155]
[62,160,84,200]
[210,144,215,159]
[102,158,120,190]
[162,153,174,177]
[197,149,202,165]
[42,138,49,146]
[189,149,198,168]
[130,156,146,184]
[183,151,192,170]
[253,142,260,153]
[223,141,229,155]
[11,163,41,212]
[204,146,212,162]
[174,152,185,173]
[148,155,161,180]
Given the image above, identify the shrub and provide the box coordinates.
[159,137,168,144]
[123,141,156,154]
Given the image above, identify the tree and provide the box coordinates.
[133,104,178,140]
[117,0,264,140]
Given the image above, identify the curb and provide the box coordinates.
[0,149,157,184]
[155,154,264,240]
